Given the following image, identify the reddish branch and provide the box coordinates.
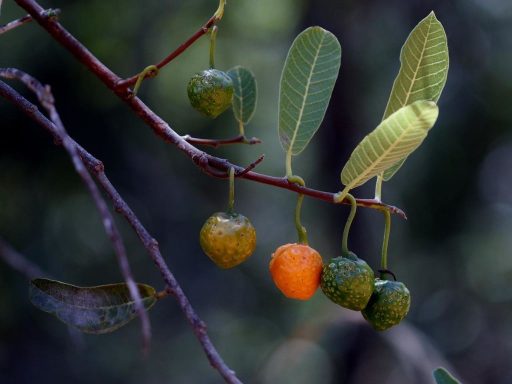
[115,14,218,90]
[0,68,153,353]
[0,79,242,384]
[12,0,406,218]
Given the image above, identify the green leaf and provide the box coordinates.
[227,66,257,125]
[336,100,439,202]
[30,278,157,334]
[278,26,341,157]
[433,368,462,384]
[381,11,449,180]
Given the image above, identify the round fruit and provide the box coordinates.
[269,243,323,300]
[362,279,411,331]
[199,212,256,269]
[187,69,234,118]
[320,252,374,311]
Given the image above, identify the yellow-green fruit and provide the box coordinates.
[199,212,256,269]
[187,69,234,118]
[362,279,411,331]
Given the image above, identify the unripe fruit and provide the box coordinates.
[187,69,234,118]
[362,279,411,331]
[199,212,256,269]
[320,252,374,311]
[269,243,323,300]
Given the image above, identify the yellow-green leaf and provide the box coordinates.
[336,100,439,202]
[381,11,448,180]
[278,26,341,157]
[30,278,157,334]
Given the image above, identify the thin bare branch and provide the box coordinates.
[0,69,152,353]
[183,134,262,148]
[0,80,242,384]
[0,236,46,279]
[0,14,32,35]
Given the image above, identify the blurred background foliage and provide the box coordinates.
[1,0,512,383]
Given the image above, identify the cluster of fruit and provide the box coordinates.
[187,62,411,332]
[199,208,410,331]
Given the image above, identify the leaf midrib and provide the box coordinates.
[346,111,419,188]
[403,15,434,106]
[235,69,244,120]
[287,32,326,156]
[35,286,151,311]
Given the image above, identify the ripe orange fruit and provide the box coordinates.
[269,243,323,300]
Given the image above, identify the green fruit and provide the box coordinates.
[362,279,411,331]
[199,212,256,269]
[187,69,234,118]
[320,252,374,310]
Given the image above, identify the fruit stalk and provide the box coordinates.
[341,193,357,256]
[381,209,391,272]
[209,26,218,68]
[288,175,308,244]
[228,167,235,213]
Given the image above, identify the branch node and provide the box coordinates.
[94,161,105,173]
[41,8,61,21]
[149,238,159,250]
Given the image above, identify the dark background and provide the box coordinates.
[1,0,512,383]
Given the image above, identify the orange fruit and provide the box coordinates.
[269,243,323,300]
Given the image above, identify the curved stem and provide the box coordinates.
[295,194,308,244]
[288,175,307,244]
[381,209,391,272]
[132,65,158,96]
[209,26,218,69]
[213,0,226,21]
[341,193,357,256]
[228,167,235,214]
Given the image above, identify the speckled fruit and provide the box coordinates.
[269,243,323,300]
[199,212,256,269]
[187,69,234,118]
[320,252,374,311]
[362,279,411,331]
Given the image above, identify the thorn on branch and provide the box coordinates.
[236,155,265,177]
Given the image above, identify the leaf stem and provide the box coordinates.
[285,151,293,178]
[155,289,171,300]
[375,174,383,201]
[381,209,391,272]
[341,194,357,256]
[238,120,245,137]
[209,26,218,69]
[228,167,235,214]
